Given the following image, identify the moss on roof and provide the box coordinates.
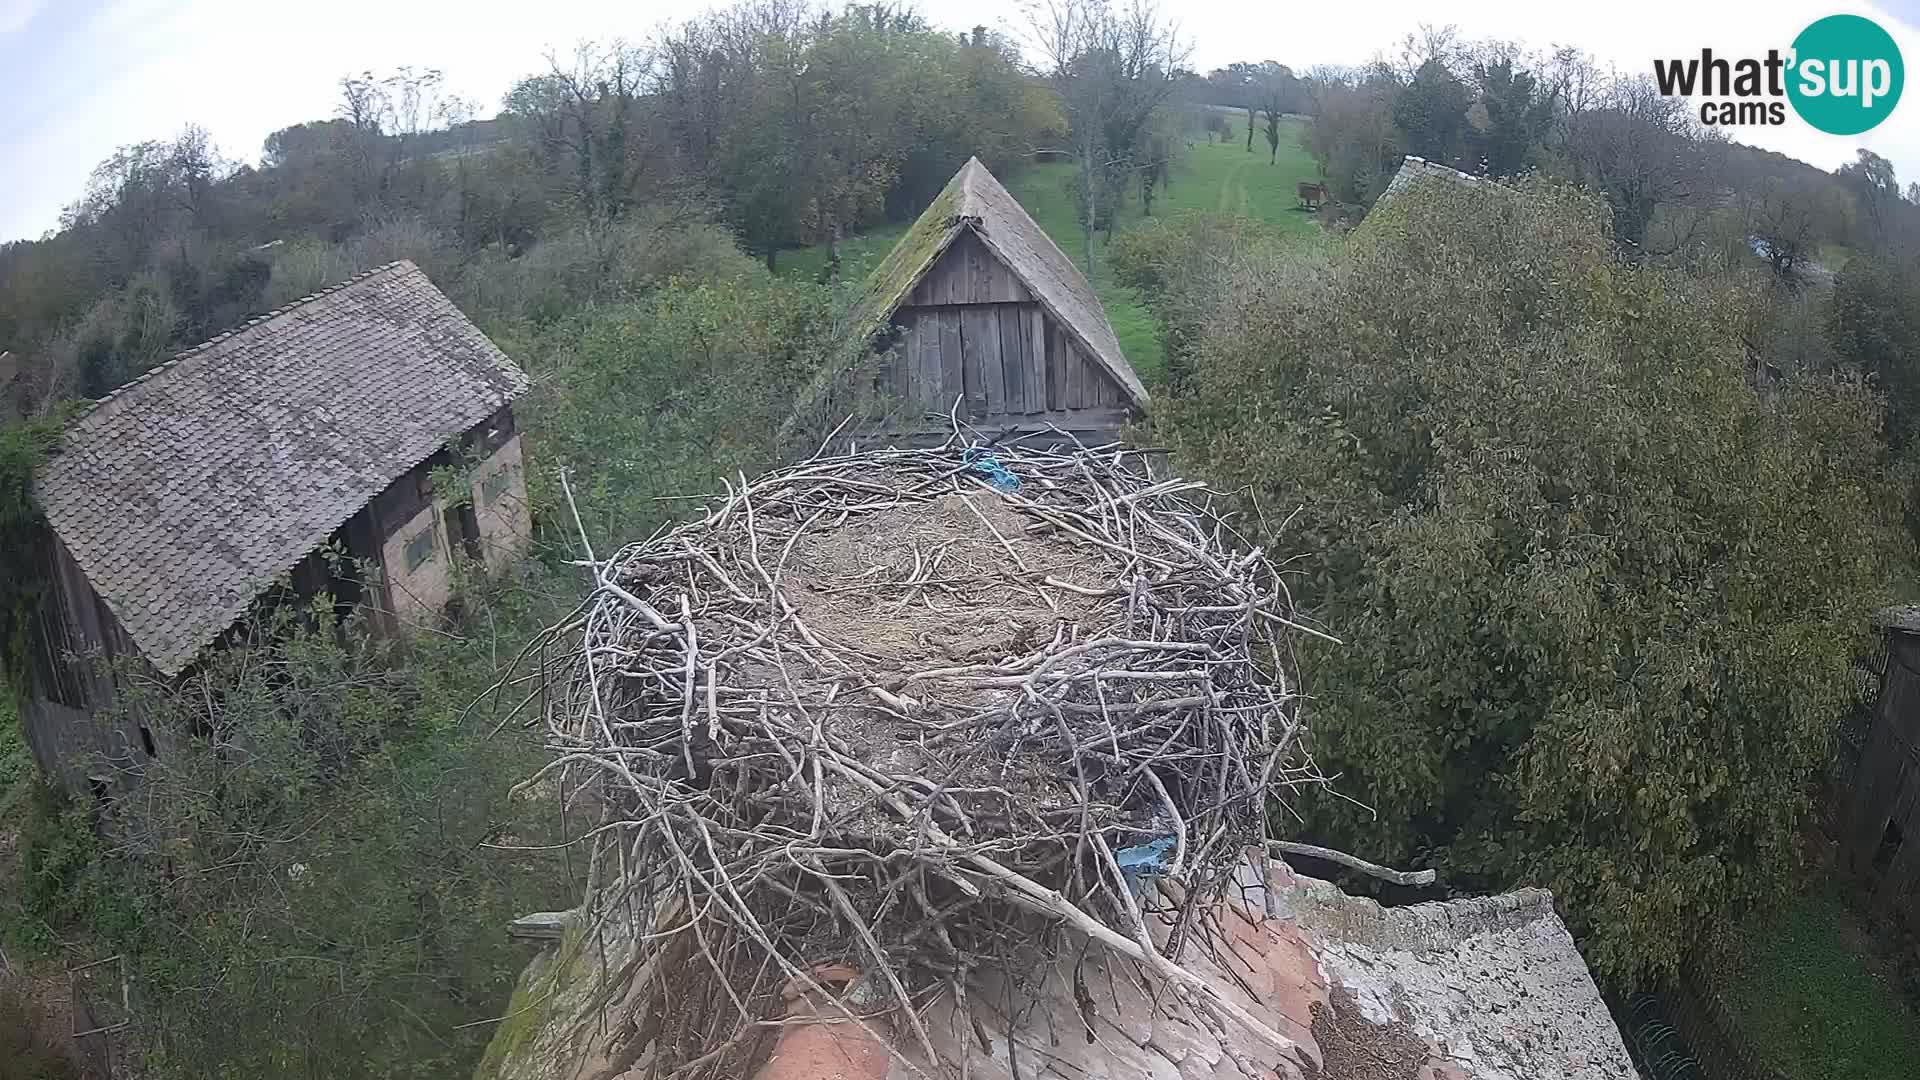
[845,168,968,341]
[843,157,1147,410]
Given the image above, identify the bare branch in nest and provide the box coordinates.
[519,439,1329,1076]
[1268,840,1438,886]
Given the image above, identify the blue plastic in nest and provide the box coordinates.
[1115,836,1177,889]
[963,448,1022,494]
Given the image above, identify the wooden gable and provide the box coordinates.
[873,229,1132,436]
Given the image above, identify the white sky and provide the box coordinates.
[1,0,1916,243]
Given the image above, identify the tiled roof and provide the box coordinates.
[35,261,528,676]
[479,861,1636,1080]
[849,157,1149,409]
[746,864,1636,1080]
[1375,154,1502,208]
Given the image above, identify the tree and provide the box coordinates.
[1836,149,1901,248]
[1150,178,1909,985]
[1251,62,1298,165]
[1029,0,1189,281]
[1743,173,1851,280]
[503,44,653,229]
[1467,55,1557,176]
[1557,76,1710,250]
[1831,254,1920,445]
[1391,58,1471,164]
[1301,66,1406,205]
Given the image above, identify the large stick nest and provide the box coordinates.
[526,440,1329,1076]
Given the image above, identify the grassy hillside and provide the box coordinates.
[786,120,1324,384]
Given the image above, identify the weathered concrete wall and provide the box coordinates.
[469,433,531,572]
[379,502,454,625]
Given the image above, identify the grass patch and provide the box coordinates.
[1718,888,1920,1080]
[784,121,1325,385]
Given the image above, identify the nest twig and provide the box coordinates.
[524,433,1329,1076]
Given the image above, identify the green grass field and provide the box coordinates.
[786,119,1323,384]
[1719,888,1920,1080]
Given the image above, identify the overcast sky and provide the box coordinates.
[2,0,1916,243]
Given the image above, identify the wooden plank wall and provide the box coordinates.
[877,230,1133,428]
[1842,628,1920,928]
[19,529,159,792]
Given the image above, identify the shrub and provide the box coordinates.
[1109,212,1319,390]
[6,574,577,1080]
[1157,177,1911,985]
[517,274,851,553]
[458,207,756,326]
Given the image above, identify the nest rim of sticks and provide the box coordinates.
[526,434,1332,1077]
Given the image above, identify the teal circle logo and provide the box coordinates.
[1787,14,1904,135]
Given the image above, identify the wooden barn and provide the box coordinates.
[1839,606,1920,928]
[843,157,1148,445]
[17,261,532,793]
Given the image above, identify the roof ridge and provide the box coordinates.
[73,261,416,419]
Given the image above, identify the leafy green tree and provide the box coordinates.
[1831,254,1920,446]
[519,274,850,549]
[1391,59,1470,164]
[1468,56,1557,176]
[1302,66,1406,205]
[1153,179,1909,984]
[1835,149,1901,247]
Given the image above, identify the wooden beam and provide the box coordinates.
[1028,308,1047,413]
[966,307,1003,417]
[999,306,1025,414]
[938,309,963,413]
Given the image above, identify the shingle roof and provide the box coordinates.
[849,157,1148,409]
[35,261,528,676]
[1375,154,1500,208]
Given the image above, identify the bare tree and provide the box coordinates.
[1026,0,1189,282]
[1560,75,1711,250]
[1236,62,1298,166]
[1743,174,1851,279]
[334,67,460,205]
[504,42,653,228]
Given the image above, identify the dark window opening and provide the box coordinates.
[404,526,437,572]
[444,502,482,561]
[1872,820,1904,874]
[138,724,156,758]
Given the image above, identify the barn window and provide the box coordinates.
[480,467,511,506]
[404,526,437,572]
